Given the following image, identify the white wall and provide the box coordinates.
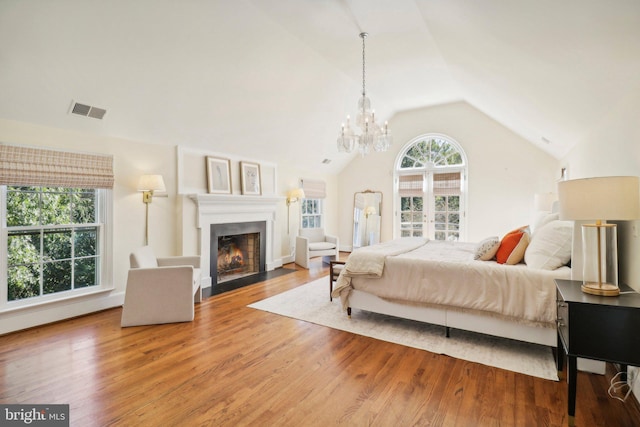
[337,102,559,248]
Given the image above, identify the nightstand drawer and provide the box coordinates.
[556,298,569,347]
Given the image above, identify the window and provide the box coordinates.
[395,135,467,241]
[299,178,326,230]
[4,186,102,301]
[0,144,114,309]
[301,198,323,229]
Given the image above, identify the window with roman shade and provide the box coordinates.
[300,178,326,229]
[1,143,114,308]
[394,135,467,241]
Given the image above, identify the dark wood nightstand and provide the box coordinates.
[555,279,640,427]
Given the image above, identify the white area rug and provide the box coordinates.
[248,277,559,381]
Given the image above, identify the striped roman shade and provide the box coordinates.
[433,172,461,196]
[300,178,326,199]
[398,174,424,196]
[0,144,114,189]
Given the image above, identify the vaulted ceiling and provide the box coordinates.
[1,0,638,173]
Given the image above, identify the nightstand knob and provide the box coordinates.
[557,321,565,327]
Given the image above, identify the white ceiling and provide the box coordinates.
[1,0,639,173]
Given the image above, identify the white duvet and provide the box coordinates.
[332,239,571,326]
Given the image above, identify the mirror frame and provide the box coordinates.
[353,189,383,249]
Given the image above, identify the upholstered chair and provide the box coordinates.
[295,228,339,269]
[121,246,202,327]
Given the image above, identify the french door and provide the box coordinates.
[397,171,463,241]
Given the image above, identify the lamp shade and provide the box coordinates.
[137,174,166,192]
[288,188,305,201]
[558,176,640,221]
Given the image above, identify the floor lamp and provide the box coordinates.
[558,176,639,296]
[137,174,166,246]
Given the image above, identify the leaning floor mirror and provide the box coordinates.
[353,190,382,249]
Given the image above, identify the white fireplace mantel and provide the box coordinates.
[189,194,285,289]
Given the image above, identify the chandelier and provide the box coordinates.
[337,32,392,156]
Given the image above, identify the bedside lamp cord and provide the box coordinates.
[608,370,636,402]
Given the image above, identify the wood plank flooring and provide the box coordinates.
[1,260,640,426]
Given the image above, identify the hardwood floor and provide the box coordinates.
[2,260,640,426]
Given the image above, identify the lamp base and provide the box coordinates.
[581,281,620,297]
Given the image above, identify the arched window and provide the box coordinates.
[394,134,468,241]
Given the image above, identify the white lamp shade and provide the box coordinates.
[558,176,640,221]
[288,188,305,200]
[137,174,166,192]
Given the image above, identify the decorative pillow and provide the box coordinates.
[533,212,559,234]
[474,236,500,261]
[525,220,573,270]
[496,226,531,265]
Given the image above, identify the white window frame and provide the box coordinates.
[300,198,323,229]
[0,186,113,311]
[394,133,468,241]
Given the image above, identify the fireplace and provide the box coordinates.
[189,193,282,293]
[211,221,266,284]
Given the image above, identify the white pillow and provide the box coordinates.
[525,220,572,270]
[474,236,500,261]
[533,212,559,234]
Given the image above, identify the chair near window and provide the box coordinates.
[295,228,339,269]
[121,246,202,327]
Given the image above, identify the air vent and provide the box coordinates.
[70,101,107,120]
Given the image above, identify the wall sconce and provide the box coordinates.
[137,174,166,245]
[286,188,305,234]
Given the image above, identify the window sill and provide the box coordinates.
[0,286,115,314]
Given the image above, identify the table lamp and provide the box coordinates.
[558,176,639,296]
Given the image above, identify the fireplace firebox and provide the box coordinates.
[210,221,266,284]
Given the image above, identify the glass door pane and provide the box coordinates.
[400,196,425,237]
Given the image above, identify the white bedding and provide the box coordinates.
[332,239,571,327]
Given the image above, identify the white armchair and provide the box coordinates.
[295,228,339,269]
[121,246,202,327]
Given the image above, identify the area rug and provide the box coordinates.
[248,277,559,381]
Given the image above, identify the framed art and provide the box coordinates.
[240,161,262,195]
[206,156,232,194]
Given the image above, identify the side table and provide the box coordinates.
[555,279,640,426]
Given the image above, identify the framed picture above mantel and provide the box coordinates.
[240,161,262,195]
[206,156,232,194]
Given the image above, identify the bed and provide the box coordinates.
[331,218,574,347]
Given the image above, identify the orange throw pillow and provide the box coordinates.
[496,227,531,265]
